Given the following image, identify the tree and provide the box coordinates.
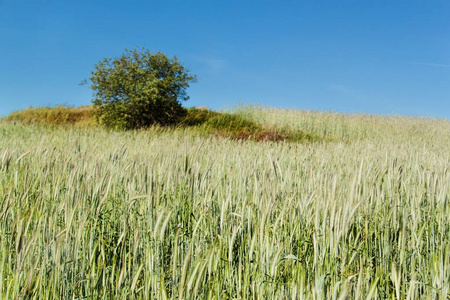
[89,48,196,129]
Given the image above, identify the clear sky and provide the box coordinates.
[1,0,449,118]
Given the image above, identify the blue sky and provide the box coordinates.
[1,0,449,118]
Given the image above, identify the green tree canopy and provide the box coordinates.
[90,48,196,129]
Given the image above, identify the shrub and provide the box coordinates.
[182,108,323,143]
[89,48,196,130]
[181,107,220,126]
[204,113,261,134]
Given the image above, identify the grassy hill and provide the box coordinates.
[1,106,449,298]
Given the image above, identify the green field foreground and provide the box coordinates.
[1,107,449,298]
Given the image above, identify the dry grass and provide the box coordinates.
[6,105,95,127]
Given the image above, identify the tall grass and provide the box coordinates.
[7,105,325,143]
[0,106,449,298]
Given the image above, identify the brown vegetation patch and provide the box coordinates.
[6,105,95,127]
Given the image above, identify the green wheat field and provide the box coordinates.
[1,106,449,299]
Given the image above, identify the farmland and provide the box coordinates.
[1,106,449,298]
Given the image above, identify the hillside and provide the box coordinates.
[1,106,449,298]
